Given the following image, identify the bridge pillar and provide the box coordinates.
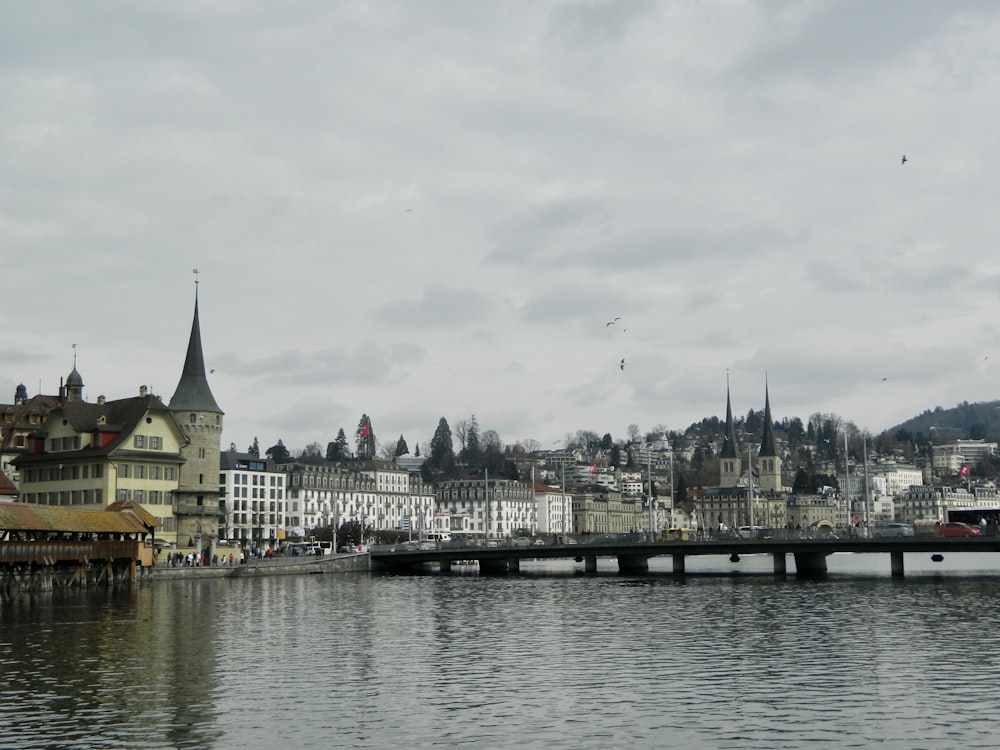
[440,560,452,573]
[672,554,686,575]
[773,552,787,577]
[793,551,828,578]
[618,555,648,575]
[890,551,904,578]
[584,556,597,574]
[508,557,520,573]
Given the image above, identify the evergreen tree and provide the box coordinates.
[464,414,482,470]
[429,417,456,475]
[248,436,260,458]
[326,428,349,461]
[394,434,409,457]
[356,414,376,459]
[265,439,290,464]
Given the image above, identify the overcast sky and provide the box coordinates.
[4,1,1000,455]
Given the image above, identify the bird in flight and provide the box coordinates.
[901,155,907,164]
[620,358,626,370]
[606,317,621,327]
[210,369,215,374]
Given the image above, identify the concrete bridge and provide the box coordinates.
[370,536,1000,578]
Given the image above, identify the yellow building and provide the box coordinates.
[13,389,188,548]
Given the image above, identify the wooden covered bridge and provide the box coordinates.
[0,501,159,592]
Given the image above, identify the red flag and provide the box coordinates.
[959,464,970,477]
[589,464,596,473]
[359,419,370,439]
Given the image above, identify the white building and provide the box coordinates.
[219,450,286,549]
[281,461,436,538]
[532,483,573,535]
[435,478,535,539]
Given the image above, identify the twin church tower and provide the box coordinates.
[718,379,783,494]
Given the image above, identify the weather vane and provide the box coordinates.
[193,268,200,285]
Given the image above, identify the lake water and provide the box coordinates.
[3,553,1000,749]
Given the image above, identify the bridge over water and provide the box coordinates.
[371,536,1000,578]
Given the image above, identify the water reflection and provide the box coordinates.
[3,566,1000,749]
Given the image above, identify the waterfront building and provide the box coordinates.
[531,483,572,535]
[1,385,62,485]
[167,291,225,558]
[570,486,643,534]
[9,289,224,560]
[219,449,285,549]
[281,461,436,537]
[12,386,188,545]
[434,478,534,539]
[896,484,1000,524]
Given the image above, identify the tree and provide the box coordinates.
[248,436,260,458]
[609,443,622,467]
[428,417,456,476]
[356,414,376,460]
[626,423,640,443]
[601,433,614,451]
[460,415,482,471]
[326,429,349,461]
[265,439,290,464]
[394,434,409,457]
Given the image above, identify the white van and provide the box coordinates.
[424,532,452,542]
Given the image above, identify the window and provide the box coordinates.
[198,448,206,459]
[189,413,197,424]
[134,435,146,449]
[150,436,162,450]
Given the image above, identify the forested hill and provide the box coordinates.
[885,400,1000,442]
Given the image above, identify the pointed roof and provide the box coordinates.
[169,295,223,414]
[758,382,778,458]
[720,385,740,459]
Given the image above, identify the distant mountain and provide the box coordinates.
[885,400,1000,442]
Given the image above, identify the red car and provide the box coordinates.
[938,522,981,538]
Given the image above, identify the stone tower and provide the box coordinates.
[756,381,782,494]
[719,381,742,488]
[168,285,224,556]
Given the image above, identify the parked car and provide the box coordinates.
[511,537,532,547]
[873,523,915,538]
[938,522,981,538]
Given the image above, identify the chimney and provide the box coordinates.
[97,395,106,405]
[139,385,147,397]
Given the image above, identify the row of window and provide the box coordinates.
[22,490,104,506]
[226,486,283,499]
[21,488,175,506]
[133,434,164,450]
[227,473,283,487]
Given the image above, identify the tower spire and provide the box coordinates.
[758,374,777,458]
[168,281,222,413]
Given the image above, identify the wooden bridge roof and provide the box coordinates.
[0,503,152,535]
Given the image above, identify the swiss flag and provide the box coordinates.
[959,464,970,478]
[589,464,596,473]
[359,419,370,439]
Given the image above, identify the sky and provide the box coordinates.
[4,0,1000,456]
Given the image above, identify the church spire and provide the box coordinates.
[169,279,222,414]
[758,376,777,458]
[720,375,739,459]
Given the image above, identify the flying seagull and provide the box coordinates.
[606,317,621,327]
[620,358,626,370]
[901,155,907,164]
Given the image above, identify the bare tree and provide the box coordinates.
[626,423,641,443]
[453,419,469,453]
